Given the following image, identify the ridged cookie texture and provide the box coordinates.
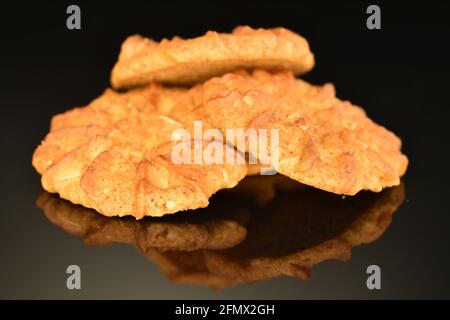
[111,26,314,88]
[169,70,408,195]
[49,84,185,132]
[33,84,184,175]
[33,88,247,219]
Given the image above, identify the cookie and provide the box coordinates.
[170,70,408,195]
[33,93,247,219]
[111,26,314,88]
[50,84,185,132]
[34,85,185,175]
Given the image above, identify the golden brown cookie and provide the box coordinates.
[110,26,314,88]
[34,85,186,176]
[170,70,408,195]
[50,84,185,132]
[33,92,247,219]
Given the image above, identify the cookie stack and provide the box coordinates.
[32,26,408,219]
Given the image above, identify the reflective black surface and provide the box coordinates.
[1,1,450,299]
[37,176,405,290]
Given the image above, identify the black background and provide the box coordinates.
[0,0,449,299]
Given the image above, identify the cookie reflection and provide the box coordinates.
[37,175,404,289]
[37,189,249,251]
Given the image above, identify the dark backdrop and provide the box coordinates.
[0,0,449,299]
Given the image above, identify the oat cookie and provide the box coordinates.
[170,70,408,195]
[111,26,314,88]
[33,94,247,218]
